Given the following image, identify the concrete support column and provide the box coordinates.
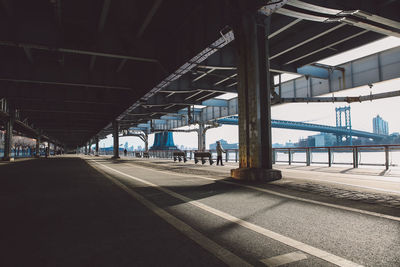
[35,136,40,158]
[112,120,120,159]
[3,110,15,161]
[144,133,149,152]
[88,140,92,155]
[197,123,206,151]
[95,136,99,156]
[45,143,50,158]
[231,12,281,181]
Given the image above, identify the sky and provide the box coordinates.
[100,37,400,150]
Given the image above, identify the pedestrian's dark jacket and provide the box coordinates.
[216,143,225,156]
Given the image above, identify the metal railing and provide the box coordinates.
[96,144,400,170]
[145,149,240,162]
[273,144,400,170]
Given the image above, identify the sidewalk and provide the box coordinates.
[112,156,400,211]
[118,156,400,193]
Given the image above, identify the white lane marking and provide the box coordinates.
[89,161,251,267]
[124,161,400,222]
[261,251,308,266]
[91,159,363,267]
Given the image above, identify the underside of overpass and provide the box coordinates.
[0,0,398,145]
[1,1,400,265]
[1,0,399,180]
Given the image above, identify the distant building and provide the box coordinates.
[209,139,238,150]
[373,115,389,135]
[284,141,296,148]
[272,143,285,148]
[313,133,336,147]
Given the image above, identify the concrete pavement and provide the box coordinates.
[1,156,400,266]
[0,157,226,267]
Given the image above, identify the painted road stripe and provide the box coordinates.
[89,161,252,267]
[91,159,363,267]
[125,161,400,222]
[261,251,308,266]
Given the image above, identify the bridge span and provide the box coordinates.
[216,116,385,140]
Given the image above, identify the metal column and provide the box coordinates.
[35,136,40,158]
[197,123,206,151]
[144,133,149,152]
[88,140,92,155]
[231,12,281,181]
[48,143,52,157]
[112,120,120,159]
[95,136,99,156]
[2,109,15,161]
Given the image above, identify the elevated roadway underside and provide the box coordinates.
[0,0,399,147]
[1,156,399,266]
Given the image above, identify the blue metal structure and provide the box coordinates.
[216,116,385,140]
[150,132,178,150]
[335,106,352,145]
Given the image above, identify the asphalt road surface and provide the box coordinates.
[1,156,399,266]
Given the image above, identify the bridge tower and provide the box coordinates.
[150,132,178,150]
[335,106,352,145]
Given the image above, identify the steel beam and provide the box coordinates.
[23,47,34,63]
[90,0,112,71]
[270,23,346,60]
[0,78,133,91]
[276,90,400,104]
[201,99,228,107]
[281,27,368,66]
[137,0,163,37]
[0,41,158,63]
[1,0,13,16]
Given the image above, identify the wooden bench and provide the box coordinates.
[194,151,214,165]
[135,152,142,158]
[173,151,187,162]
[143,152,149,158]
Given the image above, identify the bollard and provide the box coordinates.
[352,147,358,168]
[328,147,332,167]
[288,148,292,165]
[385,146,389,170]
[306,148,311,166]
[272,149,276,164]
[235,150,238,162]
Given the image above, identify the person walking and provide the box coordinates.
[216,141,225,166]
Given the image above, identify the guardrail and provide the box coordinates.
[273,144,400,170]
[124,144,400,170]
